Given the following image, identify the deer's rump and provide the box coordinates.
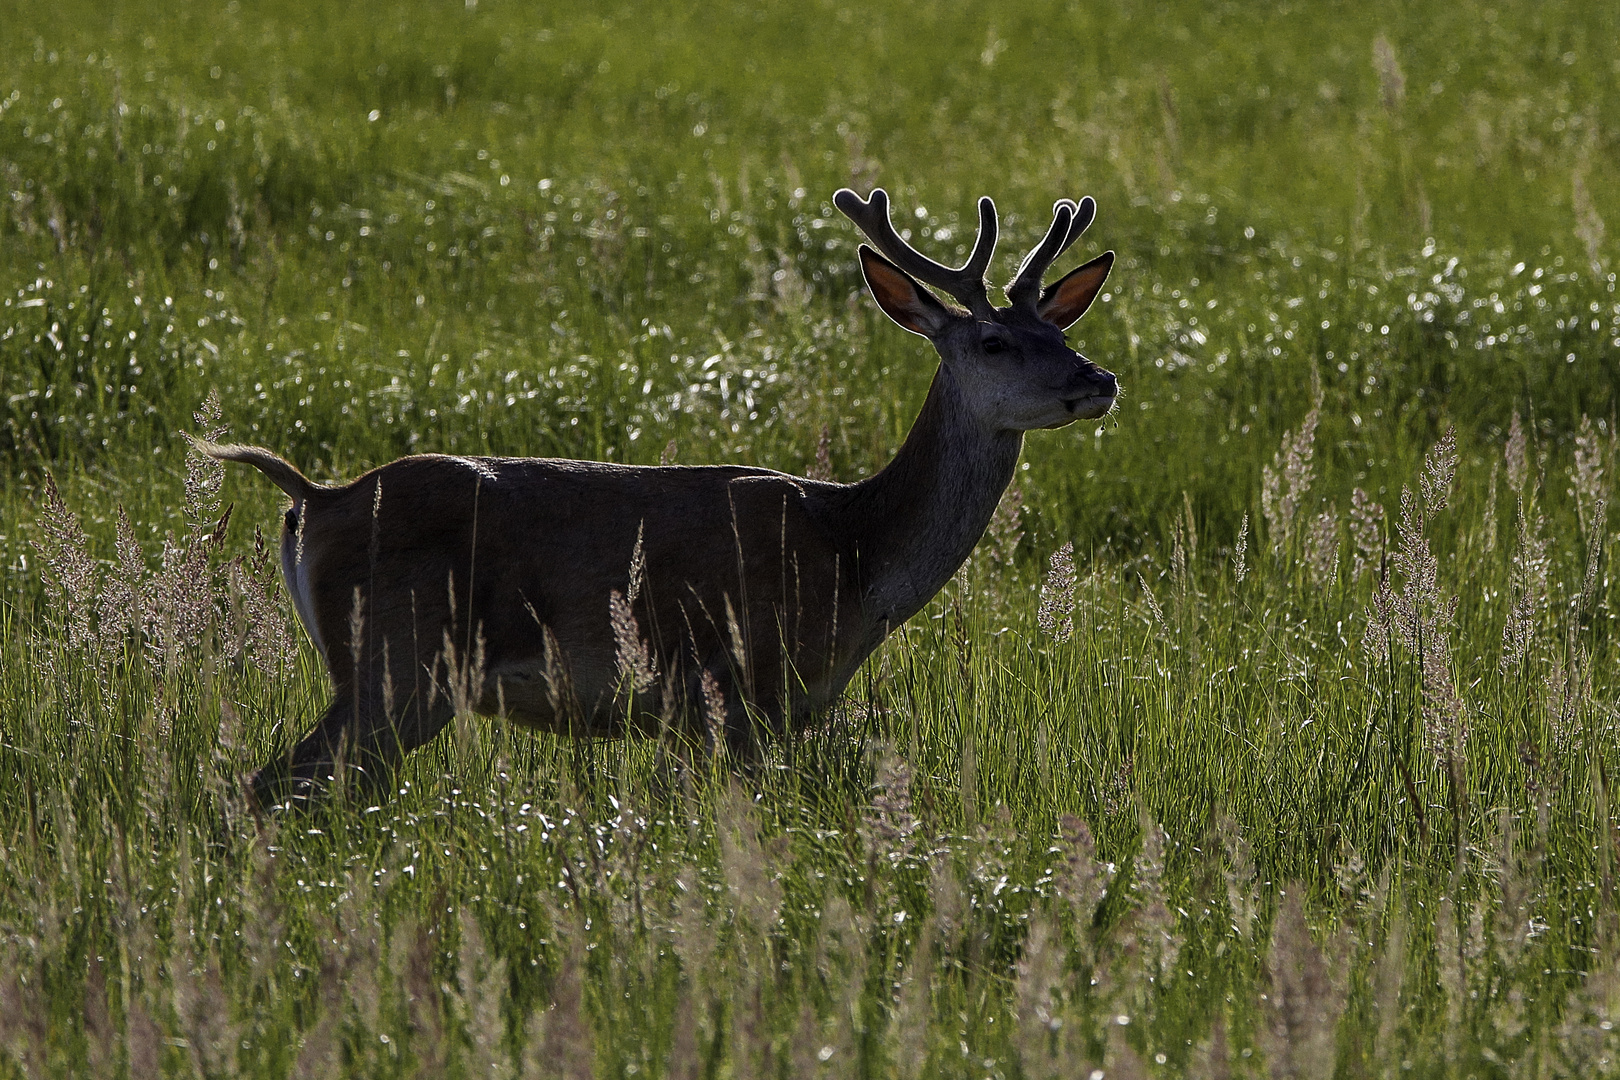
[285,454,865,736]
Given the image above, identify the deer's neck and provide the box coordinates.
[840,367,1023,630]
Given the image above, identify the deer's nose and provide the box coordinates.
[1073,364,1117,398]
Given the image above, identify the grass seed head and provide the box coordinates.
[1054,813,1108,922]
[32,472,98,652]
[1306,505,1341,587]
[1262,890,1345,1079]
[807,422,834,481]
[1349,488,1384,581]
[1233,512,1249,583]
[1505,410,1529,493]
[1261,404,1320,551]
[610,588,658,694]
[1421,633,1469,767]
[1573,166,1607,276]
[862,746,919,862]
[1037,542,1077,641]
[1420,425,1459,515]
[1572,414,1607,534]
[987,476,1025,568]
[1372,34,1405,111]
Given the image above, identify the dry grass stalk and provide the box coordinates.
[806,422,834,481]
[32,472,98,652]
[1367,482,1454,662]
[458,911,514,1080]
[440,624,489,718]
[1171,516,1191,599]
[1420,631,1469,769]
[986,476,1025,568]
[1372,34,1405,112]
[1482,462,1500,554]
[0,950,47,1073]
[723,594,749,693]
[1188,1016,1233,1080]
[890,927,934,1080]
[663,976,701,1080]
[186,389,229,534]
[1233,512,1249,583]
[1419,425,1458,515]
[1500,499,1551,673]
[1261,890,1346,1078]
[1305,505,1340,588]
[348,585,367,688]
[225,524,295,673]
[718,780,784,938]
[524,932,594,1080]
[1261,403,1320,551]
[862,746,920,863]
[1370,907,1407,1072]
[83,957,114,1077]
[1505,410,1529,494]
[1348,488,1384,581]
[539,622,580,725]
[1544,648,1591,760]
[1572,414,1607,536]
[1129,811,1180,981]
[1037,542,1076,641]
[667,874,718,1010]
[626,519,646,603]
[392,918,446,1075]
[125,994,163,1080]
[174,953,240,1079]
[1217,814,1258,941]
[1014,915,1075,1080]
[1573,165,1608,276]
[1579,498,1606,633]
[99,505,147,647]
[610,588,658,695]
[787,1003,828,1079]
[698,668,728,754]
[1434,894,1487,1062]
[1136,572,1167,632]
[1492,813,1539,968]
[1054,813,1108,928]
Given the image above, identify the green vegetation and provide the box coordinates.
[3,0,1620,1075]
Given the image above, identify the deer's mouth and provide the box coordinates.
[1063,392,1117,420]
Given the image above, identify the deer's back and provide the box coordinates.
[289,454,867,731]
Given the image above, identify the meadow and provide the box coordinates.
[2,0,1619,1075]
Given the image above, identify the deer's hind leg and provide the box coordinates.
[250,671,455,812]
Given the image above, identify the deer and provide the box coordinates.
[200,187,1118,810]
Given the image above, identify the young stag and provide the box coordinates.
[203,187,1118,809]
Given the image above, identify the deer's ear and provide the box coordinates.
[1037,251,1114,329]
[859,246,953,337]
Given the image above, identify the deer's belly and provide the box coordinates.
[479,654,631,736]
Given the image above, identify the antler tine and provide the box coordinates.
[1006,199,1088,308]
[1058,196,1096,255]
[834,188,998,316]
[961,195,999,289]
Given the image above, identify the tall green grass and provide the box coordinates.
[3,0,1619,1075]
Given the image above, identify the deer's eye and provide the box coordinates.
[983,337,1007,354]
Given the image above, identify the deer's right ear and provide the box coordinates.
[858,246,952,337]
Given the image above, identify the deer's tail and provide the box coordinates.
[191,438,319,502]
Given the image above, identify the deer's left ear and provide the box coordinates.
[1037,251,1114,330]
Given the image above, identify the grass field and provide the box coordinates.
[3,0,1620,1075]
